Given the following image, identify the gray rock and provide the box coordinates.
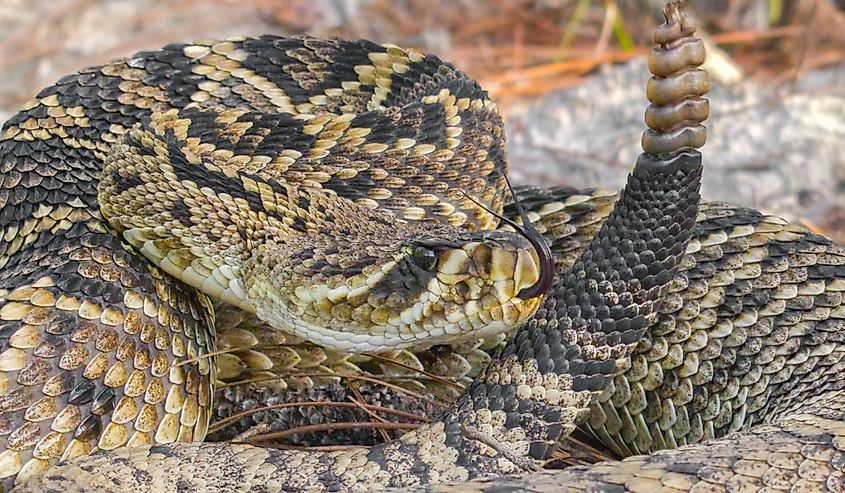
[507,58,845,222]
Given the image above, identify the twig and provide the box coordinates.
[243,421,420,444]
[348,384,391,442]
[365,353,465,391]
[460,425,542,472]
[209,400,430,434]
[232,422,271,442]
[547,434,616,467]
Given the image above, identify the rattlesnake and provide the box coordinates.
[7,3,842,492]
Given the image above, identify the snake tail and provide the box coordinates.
[503,0,709,460]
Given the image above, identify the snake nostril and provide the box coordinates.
[469,248,490,278]
[455,282,469,299]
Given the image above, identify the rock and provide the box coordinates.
[507,58,845,223]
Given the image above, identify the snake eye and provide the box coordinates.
[411,245,438,271]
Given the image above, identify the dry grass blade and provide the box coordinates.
[174,344,256,367]
[242,421,421,444]
[365,353,465,392]
[348,383,391,442]
[555,0,591,60]
[209,400,430,434]
[546,434,616,468]
[265,444,369,452]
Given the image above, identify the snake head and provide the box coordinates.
[241,220,546,353]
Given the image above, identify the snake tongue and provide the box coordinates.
[516,226,554,300]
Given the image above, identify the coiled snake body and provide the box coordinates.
[0,20,550,491]
[4,3,845,492]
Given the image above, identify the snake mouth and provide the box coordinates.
[437,238,542,308]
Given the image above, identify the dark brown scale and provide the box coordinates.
[73,414,102,441]
[90,388,116,416]
[67,380,95,406]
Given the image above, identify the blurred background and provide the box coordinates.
[1,0,844,235]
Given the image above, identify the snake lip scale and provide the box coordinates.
[7,2,845,492]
